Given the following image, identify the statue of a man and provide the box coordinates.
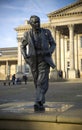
[21,15,56,111]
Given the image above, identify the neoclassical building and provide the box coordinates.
[15,0,82,79]
[0,0,82,80]
[0,47,18,80]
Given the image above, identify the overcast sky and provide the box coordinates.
[0,0,77,48]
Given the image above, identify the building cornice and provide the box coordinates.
[0,56,18,61]
[50,11,82,18]
[15,22,51,32]
[48,0,82,17]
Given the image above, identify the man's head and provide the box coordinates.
[28,15,40,30]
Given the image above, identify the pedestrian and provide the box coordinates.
[58,70,62,79]
[23,74,28,84]
[21,15,56,111]
[12,74,15,85]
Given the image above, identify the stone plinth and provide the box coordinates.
[0,101,82,130]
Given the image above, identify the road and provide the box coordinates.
[0,81,82,105]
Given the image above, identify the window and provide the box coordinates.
[67,61,70,67]
[81,59,82,71]
[25,64,30,73]
[67,41,70,51]
[80,36,82,48]
[67,61,70,72]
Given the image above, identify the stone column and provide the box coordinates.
[68,24,76,79]
[49,26,58,80]
[50,26,56,64]
[61,35,66,78]
[64,36,68,79]
[69,24,74,69]
[17,37,23,72]
[74,34,78,70]
[56,30,61,70]
[6,61,8,79]
[52,26,56,65]
[78,35,81,71]
[75,34,79,78]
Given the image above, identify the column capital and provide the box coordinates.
[17,37,22,42]
[51,26,56,29]
[50,26,56,33]
[56,29,60,33]
[68,24,74,30]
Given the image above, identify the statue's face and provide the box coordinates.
[30,17,40,30]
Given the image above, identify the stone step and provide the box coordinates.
[0,102,82,130]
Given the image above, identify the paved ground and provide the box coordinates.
[0,81,82,130]
[0,81,82,104]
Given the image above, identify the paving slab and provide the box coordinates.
[57,104,82,124]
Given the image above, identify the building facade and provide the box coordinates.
[15,0,82,79]
[48,0,82,79]
[0,0,82,80]
[0,47,18,80]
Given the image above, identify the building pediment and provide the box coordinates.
[48,0,82,17]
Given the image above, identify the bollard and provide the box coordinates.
[4,82,6,86]
[8,82,10,86]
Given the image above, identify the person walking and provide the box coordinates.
[12,74,15,85]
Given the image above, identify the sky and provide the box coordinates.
[0,0,77,48]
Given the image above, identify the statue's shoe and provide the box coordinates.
[34,104,45,112]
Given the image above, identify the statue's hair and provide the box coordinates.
[30,15,40,21]
[28,15,40,24]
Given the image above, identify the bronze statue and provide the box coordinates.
[21,15,56,111]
